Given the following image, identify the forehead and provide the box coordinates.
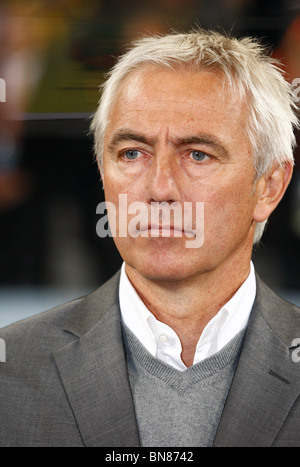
[105,65,248,142]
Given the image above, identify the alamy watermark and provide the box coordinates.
[292,78,300,103]
[0,338,6,363]
[291,338,300,363]
[0,78,6,103]
[96,194,204,248]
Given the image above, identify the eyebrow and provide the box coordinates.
[172,135,230,159]
[107,130,154,152]
[107,129,230,159]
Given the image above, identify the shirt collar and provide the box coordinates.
[119,262,256,369]
[119,263,157,356]
[193,262,256,360]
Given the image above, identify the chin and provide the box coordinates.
[117,237,206,281]
[127,254,197,283]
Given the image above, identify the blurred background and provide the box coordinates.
[0,0,299,327]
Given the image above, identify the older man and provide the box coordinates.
[0,30,299,447]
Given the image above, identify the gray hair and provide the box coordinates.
[90,29,299,243]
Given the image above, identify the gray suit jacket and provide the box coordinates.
[0,271,300,447]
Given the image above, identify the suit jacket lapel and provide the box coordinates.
[214,276,300,447]
[53,272,140,447]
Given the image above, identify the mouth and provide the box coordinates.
[138,224,195,237]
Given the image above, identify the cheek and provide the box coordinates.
[189,180,255,232]
[103,169,127,204]
[103,162,145,203]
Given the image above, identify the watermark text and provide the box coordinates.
[292,78,300,103]
[0,338,6,363]
[96,195,204,248]
[291,338,300,363]
[0,78,6,103]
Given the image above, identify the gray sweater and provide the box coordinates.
[122,324,245,447]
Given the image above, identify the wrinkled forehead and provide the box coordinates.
[113,62,243,107]
[105,64,249,142]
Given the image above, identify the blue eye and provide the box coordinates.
[124,149,140,160]
[191,150,208,162]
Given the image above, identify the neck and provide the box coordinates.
[125,257,252,367]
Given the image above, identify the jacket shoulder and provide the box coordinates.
[0,273,120,447]
[0,297,83,349]
[255,275,300,347]
[0,298,87,446]
[0,270,121,371]
[0,297,86,384]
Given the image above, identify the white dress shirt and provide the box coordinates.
[119,262,256,371]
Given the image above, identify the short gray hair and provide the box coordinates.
[90,29,299,243]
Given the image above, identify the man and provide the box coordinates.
[0,30,300,447]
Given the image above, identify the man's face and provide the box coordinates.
[102,66,262,282]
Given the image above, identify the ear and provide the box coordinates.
[253,161,293,223]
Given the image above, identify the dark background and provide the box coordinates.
[0,0,299,325]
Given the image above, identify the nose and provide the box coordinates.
[145,151,181,205]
